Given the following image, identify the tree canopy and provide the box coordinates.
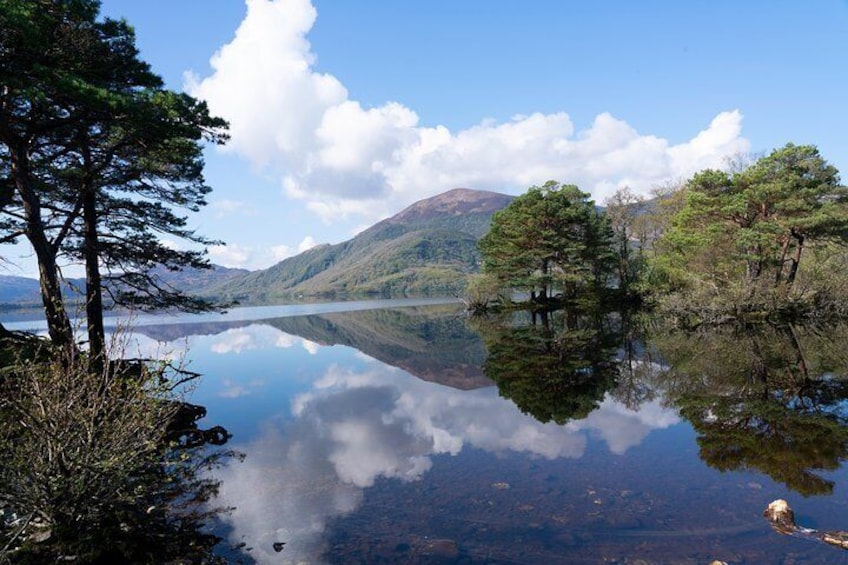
[656,144,848,300]
[651,322,848,496]
[477,181,616,303]
[0,0,227,360]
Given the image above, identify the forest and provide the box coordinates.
[470,143,848,325]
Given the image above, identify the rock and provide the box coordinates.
[28,523,52,544]
[821,531,848,550]
[764,499,848,551]
[419,538,459,558]
[763,499,796,534]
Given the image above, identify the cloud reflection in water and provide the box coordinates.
[210,351,678,563]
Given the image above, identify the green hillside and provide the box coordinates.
[206,188,513,302]
[0,266,247,308]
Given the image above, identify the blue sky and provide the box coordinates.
[7,0,848,275]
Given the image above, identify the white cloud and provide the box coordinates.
[208,243,252,268]
[188,0,750,227]
[301,339,320,355]
[210,240,323,270]
[159,238,182,251]
[207,325,320,356]
[275,333,299,348]
[210,328,257,354]
[298,235,317,253]
[218,378,250,398]
[269,244,293,263]
[117,332,187,362]
[210,198,256,218]
[268,236,319,264]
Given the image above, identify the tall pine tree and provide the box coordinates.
[0,0,227,363]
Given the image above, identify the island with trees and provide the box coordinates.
[469,143,848,325]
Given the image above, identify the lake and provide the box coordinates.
[6,298,848,564]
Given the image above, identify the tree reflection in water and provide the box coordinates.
[472,304,848,498]
[651,322,848,497]
[471,307,621,425]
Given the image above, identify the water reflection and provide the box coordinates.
[652,322,848,497]
[98,303,848,562]
[472,308,622,424]
[137,304,490,389]
[200,330,677,563]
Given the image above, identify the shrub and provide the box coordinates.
[0,337,232,563]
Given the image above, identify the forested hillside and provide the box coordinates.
[206,188,513,302]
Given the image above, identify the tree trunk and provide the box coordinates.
[747,244,763,281]
[12,148,74,348]
[83,183,105,372]
[618,235,629,291]
[774,236,791,285]
[786,230,804,286]
[540,259,549,302]
[783,324,810,383]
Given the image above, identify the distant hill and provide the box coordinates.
[1,188,513,307]
[205,188,514,302]
[264,305,491,389]
[0,276,44,305]
[0,265,248,307]
[145,264,250,293]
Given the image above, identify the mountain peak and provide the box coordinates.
[205,187,514,301]
[388,188,513,224]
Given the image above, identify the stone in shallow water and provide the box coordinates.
[763,499,795,534]
[419,538,459,558]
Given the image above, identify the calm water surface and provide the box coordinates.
[9,299,848,564]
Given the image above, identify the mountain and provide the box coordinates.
[0,265,248,307]
[1,188,512,307]
[264,305,492,389]
[146,264,249,292]
[0,276,87,307]
[205,188,513,302]
[0,276,44,305]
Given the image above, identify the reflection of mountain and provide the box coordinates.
[136,304,491,390]
[266,305,490,390]
[652,322,848,497]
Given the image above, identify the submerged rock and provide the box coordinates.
[763,498,848,550]
[763,499,795,535]
[418,538,459,558]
